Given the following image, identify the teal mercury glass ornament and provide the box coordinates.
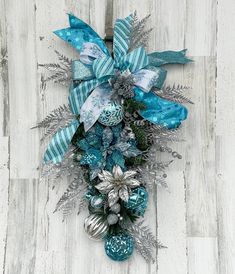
[98,101,123,127]
[104,233,134,261]
[90,195,104,209]
[125,187,148,216]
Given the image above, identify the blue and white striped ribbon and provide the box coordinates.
[113,14,133,62]
[44,120,80,164]
[68,79,101,115]
[93,56,115,79]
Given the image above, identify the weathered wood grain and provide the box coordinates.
[216,0,235,273]
[184,57,217,237]
[151,2,189,272]
[187,237,218,274]
[0,0,9,136]
[1,0,234,273]
[184,0,217,56]
[6,0,40,179]
[4,179,39,274]
[0,137,9,273]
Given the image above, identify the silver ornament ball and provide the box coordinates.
[107,214,119,225]
[84,214,109,241]
[110,203,121,213]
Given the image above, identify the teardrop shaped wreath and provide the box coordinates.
[36,12,192,262]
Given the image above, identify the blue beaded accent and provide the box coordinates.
[125,187,148,216]
[105,233,134,261]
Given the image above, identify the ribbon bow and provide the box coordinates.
[44,13,191,164]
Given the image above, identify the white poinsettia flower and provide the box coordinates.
[96,165,141,206]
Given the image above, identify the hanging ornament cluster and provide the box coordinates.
[36,11,192,262]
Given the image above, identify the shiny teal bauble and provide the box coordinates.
[98,102,123,127]
[124,187,148,216]
[104,233,134,261]
[90,195,104,209]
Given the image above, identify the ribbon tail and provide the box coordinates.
[69,79,101,115]
[43,120,80,164]
[80,83,113,132]
[54,14,109,56]
[148,49,192,67]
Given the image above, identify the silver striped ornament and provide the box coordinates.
[84,214,109,241]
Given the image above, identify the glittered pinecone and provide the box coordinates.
[110,72,135,99]
[104,233,134,261]
[122,87,134,99]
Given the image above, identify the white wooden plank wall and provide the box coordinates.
[0,0,234,273]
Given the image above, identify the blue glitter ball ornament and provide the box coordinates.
[104,233,134,261]
[125,187,148,216]
[98,102,123,127]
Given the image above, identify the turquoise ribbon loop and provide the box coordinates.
[134,87,188,129]
[93,56,115,79]
[118,47,149,72]
[72,60,94,80]
[54,14,109,56]
[113,14,133,62]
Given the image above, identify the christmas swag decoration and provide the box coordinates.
[36,12,192,262]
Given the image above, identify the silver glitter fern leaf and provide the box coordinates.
[153,84,193,104]
[129,12,152,51]
[120,220,166,263]
[38,50,72,86]
[54,175,87,217]
[33,105,76,141]
[40,146,80,181]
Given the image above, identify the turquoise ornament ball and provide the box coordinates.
[90,195,104,209]
[98,102,123,127]
[104,233,134,261]
[125,187,148,216]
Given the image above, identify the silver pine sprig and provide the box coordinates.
[38,50,72,86]
[32,104,76,141]
[40,146,80,181]
[129,12,152,51]
[54,174,88,219]
[120,220,166,263]
[153,84,193,105]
